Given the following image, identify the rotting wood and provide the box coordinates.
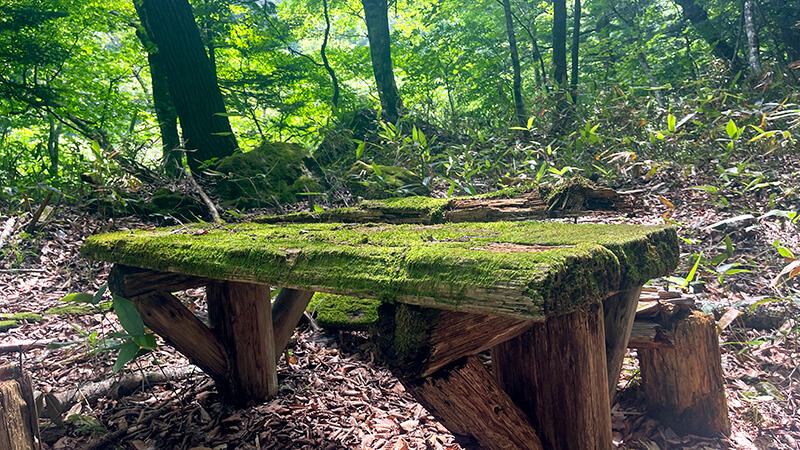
[399,356,544,450]
[627,319,673,349]
[492,303,612,449]
[0,364,39,450]
[108,265,210,298]
[0,217,15,250]
[207,281,277,403]
[638,310,730,437]
[377,304,534,378]
[130,291,228,382]
[603,287,643,402]
[272,288,315,359]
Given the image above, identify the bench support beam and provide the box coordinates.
[207,281,277,404]
[271,288,315,361]
[603,287,643,402]
[401,356,544,450]
[492,303,612,449]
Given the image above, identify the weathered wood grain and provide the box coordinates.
[207,281,277,403]
[492,303,612,449]
[603,287,643,402]
[272,288,315,359]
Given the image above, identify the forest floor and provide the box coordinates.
[1,157,799,449]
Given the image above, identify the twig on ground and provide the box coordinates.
[183,169,221,223]
[25,191,54,234]
[0,339,62,355]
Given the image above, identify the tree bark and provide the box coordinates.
[675,0,745,72]
[46,115,61,178]
[551,0,571,132]
[361,0,402,123]
[321,0,340,107]
[744,0,762,77]
[570,0,581,101]
[503,0,529,136]
[134,0,238,173]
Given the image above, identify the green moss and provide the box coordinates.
[0,312,44,322]
[307,293,379,330]
[214,141,322,207]
[82,221,678,319]
[0,320,18,332]
[544,176,596,210]
[345,161,430,199]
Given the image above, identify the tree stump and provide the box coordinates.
[0,364,39,450]
[638,310,730,437]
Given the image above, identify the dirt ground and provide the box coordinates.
[1,167,799,449]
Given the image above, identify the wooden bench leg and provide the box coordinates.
[375,304,543,449]
[492,303,612,449]
[637,310,730,437]
[271,288,315,359]
[603,287,643,403]
[207,281,277,404]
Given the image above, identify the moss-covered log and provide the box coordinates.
[255,177,633,225]
[83,221,678,320]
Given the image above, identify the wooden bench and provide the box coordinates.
[83,220,679,449]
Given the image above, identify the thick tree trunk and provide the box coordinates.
[503,0,529,136]
[134,0,238,173]
[553,0,568,89]
[361,0,402,123]
[744,0,762,77]
[675,0,745,72]
[570,0,581,101]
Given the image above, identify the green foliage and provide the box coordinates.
[58,284,156,373]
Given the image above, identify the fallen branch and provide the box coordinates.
[0,217,16,250]
[40,365,202,418]
[25,191,54,234]
[0,339,62,355]
[0,269,48,274]
[183,169,221,223]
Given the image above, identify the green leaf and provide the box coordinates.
[313,205,324,213]
[354,140,365,159]
[112,341,140,373]
[726,119,737,139]
[667,114,676,132]
[60,293,94,304]
[210,132,233,136]
[134,334,157,350]
[112,295,144,336]
[92,284,107,305]
[213,112,241,117]
[371,163,382,177]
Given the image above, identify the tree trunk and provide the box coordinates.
[503,0,529,136]
[46,115,61,178]
[134,0,238,173]
[361,0,402,123]
[321,0,340,107]
[551,0,570,132]
[637,51,666,107]
[744,0,761,77]
[675,0,744,72]
[134,25,182,175]
[570,0,581,101]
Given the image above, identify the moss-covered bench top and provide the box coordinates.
[82,221,678,320]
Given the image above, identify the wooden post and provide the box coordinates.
[638,310,730,437]
[603,287,643,402]
[271,288,315,359]
[401,357,544,450]
[0,365,39,450]
[207,281,277,404]
[492,303,612,449]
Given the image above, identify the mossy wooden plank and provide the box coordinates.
[82,221,678,320]
[254,178,631,225]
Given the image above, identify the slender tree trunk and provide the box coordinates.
[321,0,340,107]
[570,0,581,101]
[551,0,570,133]
[743,0,761,77]
[637,51,666,107]
[503,0,529,136]
[134,0,238,173]
[553,0,568,91]
[361,0,402,123]
[47,115,61,178]
[675,0,745,73]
